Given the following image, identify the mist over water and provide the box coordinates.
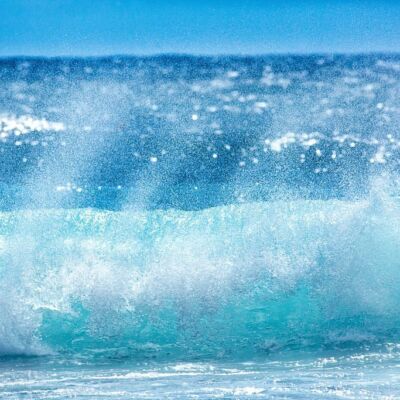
[1,55,400,210]
[1,55,400,399]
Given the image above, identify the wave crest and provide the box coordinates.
[1,193,400,358]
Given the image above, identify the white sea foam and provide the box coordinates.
[0,185,399,357]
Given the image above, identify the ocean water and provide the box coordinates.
[1,54,400,398]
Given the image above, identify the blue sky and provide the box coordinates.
[1,0,399,56]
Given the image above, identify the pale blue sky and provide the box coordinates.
[1,0,399,56]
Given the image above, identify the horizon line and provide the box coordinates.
[0,51,400,60]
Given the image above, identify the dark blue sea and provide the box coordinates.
[1,55,400,398]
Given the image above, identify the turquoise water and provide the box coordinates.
[1,55,400,398]
[1,198,400,398]
[0,198,400,358]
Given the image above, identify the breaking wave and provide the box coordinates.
[1,185,400,359]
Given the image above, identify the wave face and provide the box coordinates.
[1,194,400,358]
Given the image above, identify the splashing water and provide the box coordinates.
[1,55,400,398]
